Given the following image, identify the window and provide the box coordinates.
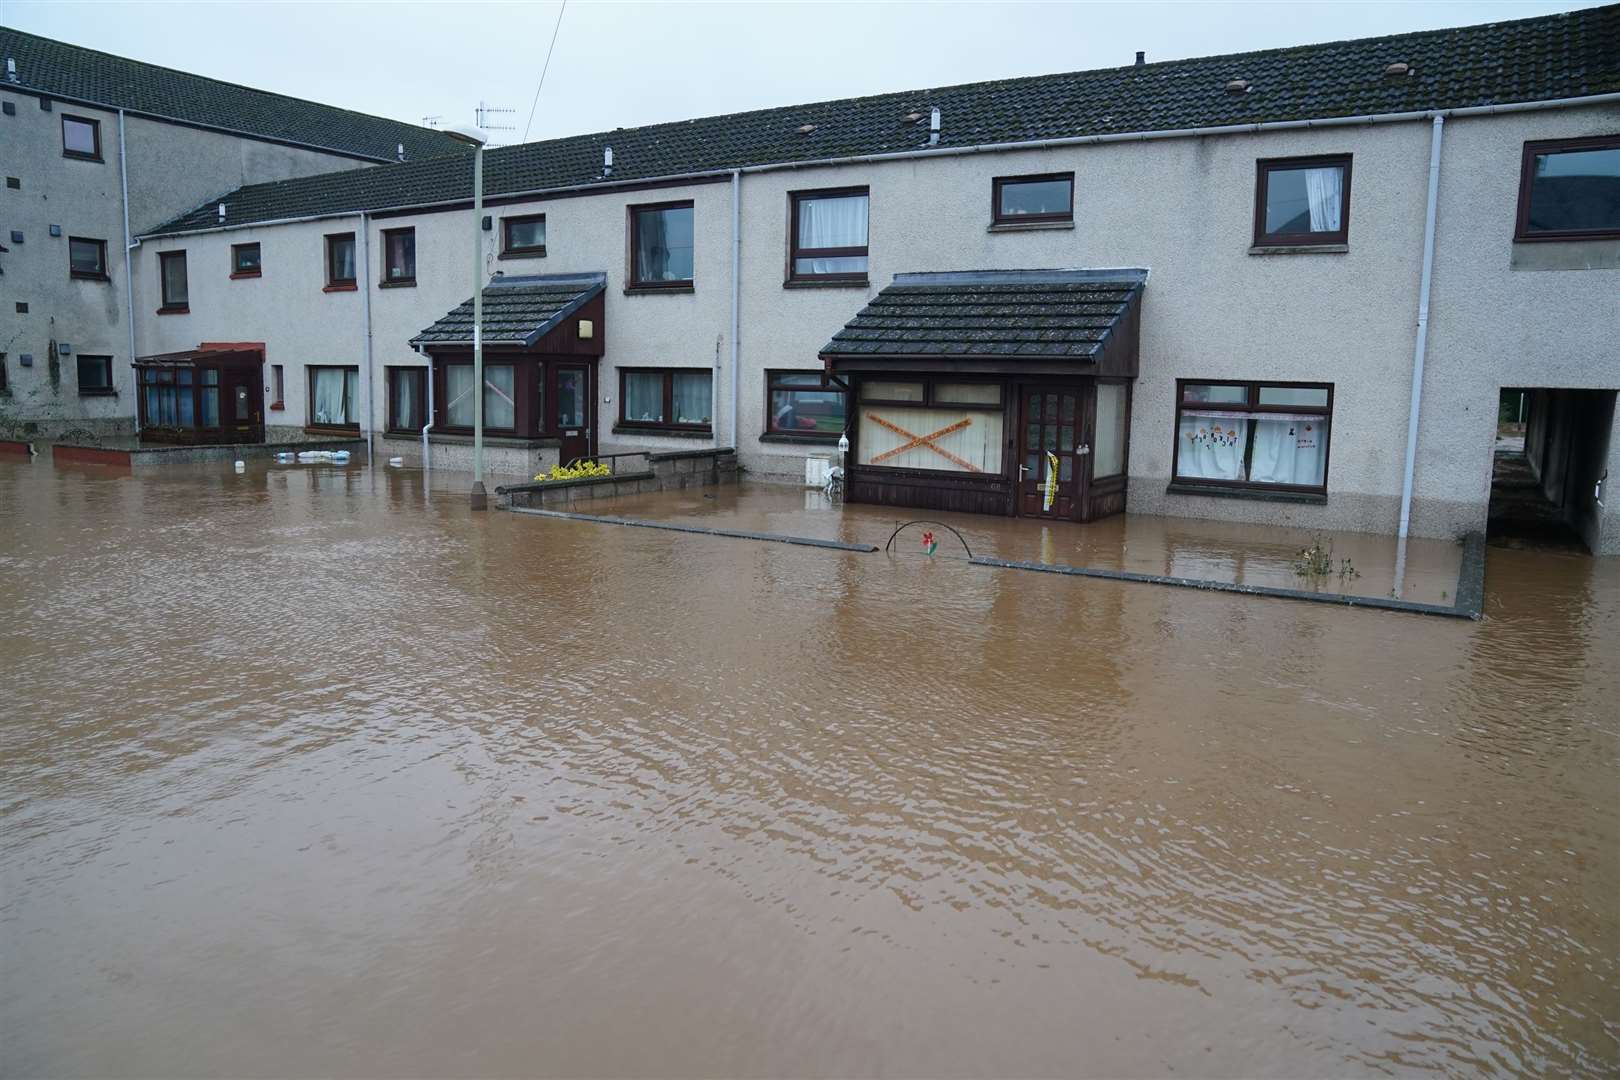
[68,237,107,279]
[382,227,415,285]
[270,364,284,409]
[765,371,847,438]
[139,366,215,430]
[856,377,1004,475]
[61,115,101,160]
[619,368,711,431]
[158,250,188,311]
[789,188,869,282]
[1515,134,1620,241]
[1173,381,1332,493]
[325,232,356,289]
[308,365,360,428]
[1094,382,1129,478]
[628,201,694,288]
[442,364,516,431]
[502,213,546,256]
[76,354,114,396]
[992,173,1074,225]
[1254,155,1351,246]
[231,243,261,277]
[387,367,427,432]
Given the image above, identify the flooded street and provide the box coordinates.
[2,458,1617,1078]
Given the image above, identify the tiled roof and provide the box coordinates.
[0,26,466,162]
[411,274,605,348]
[148,4,1620,236]
[821,270,1146,360]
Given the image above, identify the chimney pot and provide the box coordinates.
[1135,51,1145,66]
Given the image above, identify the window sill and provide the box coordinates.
[1512,231,1620,244]
[624,283,694,295]
[759,431,842,445]
[612,424,713,439]
[987,220,1074,232]
[269,403,285,411]
[379,279,416,289]
[414,431,557,448]
[1165,481,1327,505]
[62,152,104,163]
[77,388,117,398]
[499,249,546,260]
[323,283,358,293]
[70,271,111,282]
[305,425,360,436]
[156,305,190,315]
[1248,243,1348,256]
[783,278,869,289]
[230,271,261,280]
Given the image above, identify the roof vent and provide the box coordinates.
[1225,78,1250,93]
[603,145,613,177]
[5,58,16,83]
[903,111,923,124]
[796,123,817,135]
[1384,61,1411,76]
[217,203,226,223]
[929,107,941,146]
[1135,51,1145,66]
[396,142,405,161]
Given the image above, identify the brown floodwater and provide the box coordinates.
[2,458,1617,1078]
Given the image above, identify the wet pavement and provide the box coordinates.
[2,457,1617,1078]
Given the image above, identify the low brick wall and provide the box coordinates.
[496,447,738,510]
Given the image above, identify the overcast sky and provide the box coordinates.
[5,1,1607,145]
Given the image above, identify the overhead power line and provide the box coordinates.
[521,0,569,144]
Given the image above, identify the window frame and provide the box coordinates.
[324,232,357,290]
[1514,134,1620,242]
[437,361,519,434]
[626,200,696,290]
[858,377,1004,411]
[1252,154,1353,247]
[763,369,849,440]
[1170,379,1334,496]
[617,367,713,433]
[386,366,429,433]
[991,172,1075,225]
[76,354,115,396]
[786,186,870,285]
[67,236,108,280]
[157,250,189,312]
[380,227,416,286]
[270,363,285,410]
[231,242,261,279]
[61,114,102,161]
[501,213,547,257]
[306,364,360,431]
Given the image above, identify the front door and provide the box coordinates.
[1017,384,1088,518]
[555,364,592,464]
[220,367,264,443]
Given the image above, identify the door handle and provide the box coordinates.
[1018,465,1029,477]
[1077,444,1091,455]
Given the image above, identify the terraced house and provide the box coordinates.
[8,7,1620,550]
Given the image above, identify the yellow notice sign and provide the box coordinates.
[1044,451,1059,512]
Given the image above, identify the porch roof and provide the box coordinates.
[133,347,262,367]
[411,273,606,350]
[820,269,1146,372]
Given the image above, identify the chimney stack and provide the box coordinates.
[1135,51,1145,66]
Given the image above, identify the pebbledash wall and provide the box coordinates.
[0,86,408,440]
[132,100,1620,548]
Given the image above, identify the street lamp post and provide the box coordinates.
[446,125,490,509]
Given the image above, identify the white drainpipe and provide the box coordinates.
[118,109,139,436]
[1399,115,1444,538]
[359,211,375,458]
[729,168,741,450]
[418,345,434,470]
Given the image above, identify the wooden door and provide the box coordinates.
[220,366,264,443]
[555,364,592,463]
[1017,384,1089,519]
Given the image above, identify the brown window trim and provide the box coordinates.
[307,365,361,431]
[324,232,357,289]
[68,236,109,280]
[1514,133,1620,242]
[991,172,1074,226]
[385,366,428,433]
[230,243,261,279]
[787,186,869,285]
[857,377,1003,411]
[76,354,116,396]
[157,250,188,311]
[501,213,547,257]
[1169,379,1334,497]
[381,227,416,286]
[764,369,848,438]
[626,200,695,291]
[617,367,712,433]
[156,306,190,315]
[1253,155,1352,247]
[61,114,102,161]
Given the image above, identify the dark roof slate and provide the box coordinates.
[0,26,466,162]
[411,274,605,349]
[149,5,1620,236]
[822,270,1146,360]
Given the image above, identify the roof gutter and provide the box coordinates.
[135,91,1620,242]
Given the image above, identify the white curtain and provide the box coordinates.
[797,194,868,274]
[1305,167,1342,232]
[393,370,418,428]
[1249,416,1327,486]
[1176,414,1248,480]
[484,365,515,429]
[624,372,663,422]
[446,365,475,427]
[1094,383,1127,477]
[672,372,711,426]
[313,368,350,425]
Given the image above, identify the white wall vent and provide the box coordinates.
[805,453,833,489]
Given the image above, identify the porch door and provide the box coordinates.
[555,364,592,463]
[1017,384,1088,518]
[220,366,264,443]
